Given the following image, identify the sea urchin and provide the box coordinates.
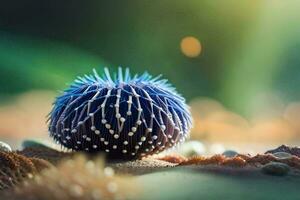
[48,68,192,159]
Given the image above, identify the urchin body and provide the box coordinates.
[49,68,192,159]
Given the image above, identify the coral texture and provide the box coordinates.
[179,154,300,169]
[0,151,52,190]
[2,155,137,200]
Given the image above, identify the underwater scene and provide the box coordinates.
[1,1,300,199]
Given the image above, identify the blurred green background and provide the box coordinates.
[2,5,300,198]
[0,0,300,116]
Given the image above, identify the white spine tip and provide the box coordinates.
[113,134,119,139]
[128,132,134,136]
[152,135,158,140]
[120,117,125,122]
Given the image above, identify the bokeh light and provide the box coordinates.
[0,91,55,148]
[180,36,202,58]
[189,97,300,153]
[0,1,300,154]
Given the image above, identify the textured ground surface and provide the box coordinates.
[109,158,177,175]
[1,145,300,199]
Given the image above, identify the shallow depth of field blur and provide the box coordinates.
[1,0,300,154]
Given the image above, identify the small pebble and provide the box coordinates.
[0,141,12,152]
[222,150,238,158]
[177,141,206,157]
[272,152,293,159]
[266,145,300,157]
[262,162,290,176]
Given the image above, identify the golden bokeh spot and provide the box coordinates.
[180,36,202,58]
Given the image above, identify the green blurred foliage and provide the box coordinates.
[220,1,300,115]
[0,0,300,115]
[0,32,107,98]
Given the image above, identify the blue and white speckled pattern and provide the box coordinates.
[48,67,192,159]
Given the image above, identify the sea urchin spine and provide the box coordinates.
[48,68,192,159]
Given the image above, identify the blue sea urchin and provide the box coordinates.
[48,68,192,159]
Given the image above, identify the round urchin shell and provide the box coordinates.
[48,68,192,159]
